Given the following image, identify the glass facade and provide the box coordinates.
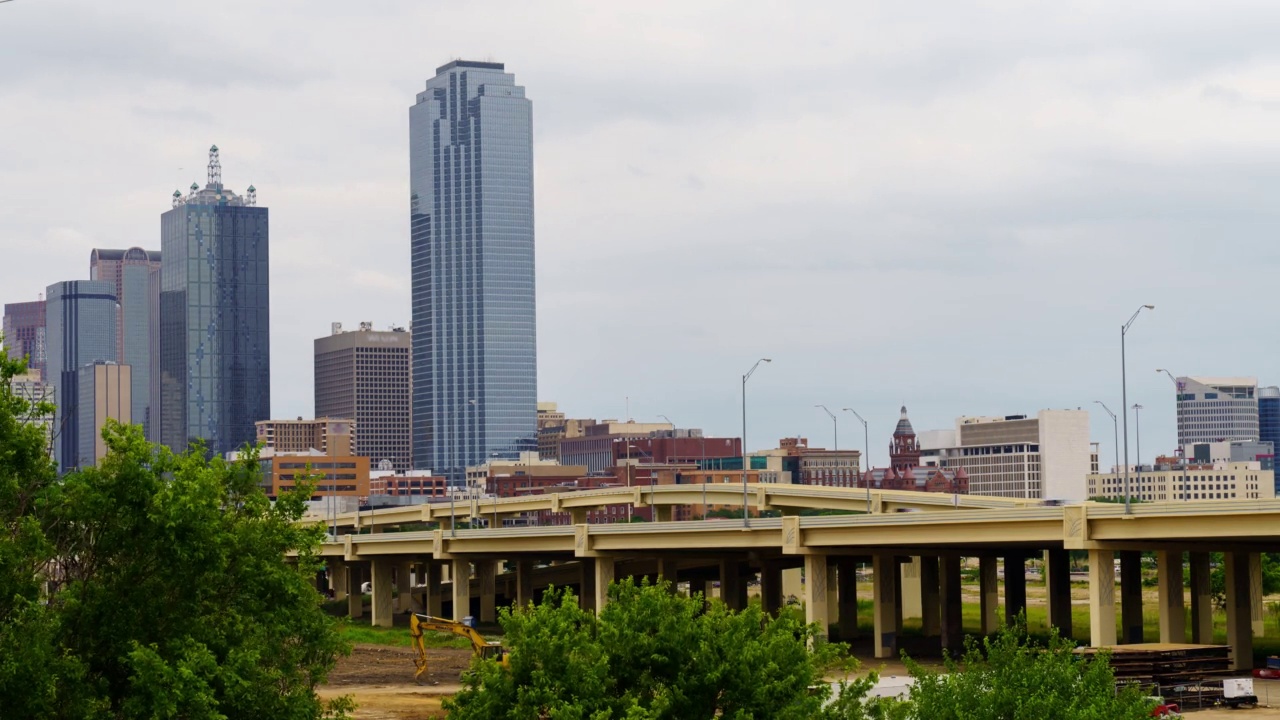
[410,60,537,480]
[90,248,161,440]
[1259,387,1280,466]
[3,299,47,376]
[45,280,118,471]
[159,181,270,457]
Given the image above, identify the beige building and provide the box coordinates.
[537,402,597,462]
[259,449,370,499]
[1087,461,1274,502]
[12,369,54,455]
[314,322,412,470]
[77,362,131,468]
[256,417,354,456]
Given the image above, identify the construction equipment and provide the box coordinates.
[409,614,508,683]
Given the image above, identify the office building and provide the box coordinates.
[559,421,674,474]
[410,60,537,480]
[46,280,117,472]
[255,418,354,456]
[1184,440,1274,465]
[369,469,448,499]
[1087,460,1273,502]
[3,299,46,375]
[921,409,1093,501]
[861,408,968,494]
[10,369,54,452]
[159,146,269,456]
[90,247,161,438]
[765,437,861,488]
[258,449,369,500]
[76,362,132,468]
[314,323,411,470]
[1175,376,1259,445]
[1259,386,1280,459]
[538,411,598,462]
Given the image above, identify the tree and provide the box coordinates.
[444,577,890,719]
[0,348,351,719]
[900,619,1151,720]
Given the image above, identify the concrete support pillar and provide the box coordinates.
[477,560,496,624]
[348,563,364,619]
[579,559,598,612]
[570,509,588,525]
[760,562,783,615]
[1225,551,1254,671]
[1045,549,1073,637]
[371,559,394,628]
[900,557,923,620]
[720,560,746,611]
[939,556,963,653]
[657,558,678,588]
[425,562,443,617]
[1119,550,1143,644]
[515,560,534,609]
[1088,549,1116,647]
[331,560,348,602]
[872,555,898,659]
[688,577,708,602]
[1157,551,1186,644]
[1251,552,1265,638]
[979,556,999,634]
[654,506,673,522]
[782,567,802,605]
[594,557,615,612]
[1004,553,1027,627]
[836,558,858,642]
[920,556,941,638]
[451,559,471,622]
[804,555,830,641]
[1189,551,1213,644]
[395,560,413,613]
[826,563,840,630]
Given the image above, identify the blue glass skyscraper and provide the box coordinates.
[410,61,537,480]
[45,279,117,471]
[158,146,270,457]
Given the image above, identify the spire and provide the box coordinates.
[894,405,915,437]
[246,185,257,206]
[207,144,222,189]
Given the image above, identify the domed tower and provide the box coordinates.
[890,405,921,472]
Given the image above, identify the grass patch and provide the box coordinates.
[338,622,481,650]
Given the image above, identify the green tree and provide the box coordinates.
[0,346,351,719]
[900,619,1151,720]
[445,578,888,719]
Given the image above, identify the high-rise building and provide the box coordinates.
[11,369,54,453]
[158,146,269,457]
[90,247,161,439]
[314,322,412,470]
[410,60,537,480]
[77,362,132,468]
[45,280,118,471]
[1175,376,1259,446]
[1257,386,1279,458]
[255,417,354,456]
[3,299,47,375]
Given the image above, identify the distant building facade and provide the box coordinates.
[369,468,448,499]
[314,323,411,470]
[90,247,161,439]
[1087,460,1273,502]
[255,418,354,456]
[766,437,861,488]
[3,299,46,376]
[559,421,674,474]
[159,146,269,456]
[11,370,54,453]
[1259,386,1280,460]
[259,449,369,500]
[410,60,537,480]
[860,408,968,494]
[77,362,132,468]
[46,280,118,472]
[1175,376,1259,445]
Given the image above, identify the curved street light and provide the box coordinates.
[741,358,772,527]
[1120,305,1154,514]
[842,408,871,512]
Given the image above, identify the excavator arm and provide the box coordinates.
[410,614,508,683]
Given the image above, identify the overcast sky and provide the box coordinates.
[3,0,1279,470]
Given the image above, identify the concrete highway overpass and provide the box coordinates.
[305,485,1280,670]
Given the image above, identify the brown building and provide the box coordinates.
[256,417,355,456]
[369,470,449,498]
[861,406,968,494]
[314,323,412,470]
[77,362,131,468]
[770,437,862,488]
[537,404,597,462]
[263,451,369,499]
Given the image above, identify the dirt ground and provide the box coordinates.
[318,644,471,720]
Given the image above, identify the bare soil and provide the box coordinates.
[318,644,472,719]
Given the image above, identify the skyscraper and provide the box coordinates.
[158,146,270,457]
[1175,376,1259,446]
[45,280,117,471]
[314,322,412,471]
[410,61,537,480]
[77,362,132,468]
[3,299,47,376]
[90,247,161,439]
[1258,386,1279,458]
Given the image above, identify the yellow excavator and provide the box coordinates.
[409,613,509,683]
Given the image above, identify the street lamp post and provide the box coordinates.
[1120,304,1155,514]
[842,408,871,512]
[1093,401,1119,473]
[815,405,838,485]
[1132,404,1145,500]
[741,358,772,528]
[1157,369,1190,500]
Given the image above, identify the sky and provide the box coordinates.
[3,0,1280,470]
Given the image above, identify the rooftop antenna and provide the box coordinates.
[188,182,199,200]
[246,185,257,206]
[207,144,222,189]
[171,189,184,208]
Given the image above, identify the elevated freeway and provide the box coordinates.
[307,486,1280,669]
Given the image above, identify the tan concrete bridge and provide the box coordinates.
[308,485,1280,670]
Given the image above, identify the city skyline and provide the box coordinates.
[5,2,1280,469]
